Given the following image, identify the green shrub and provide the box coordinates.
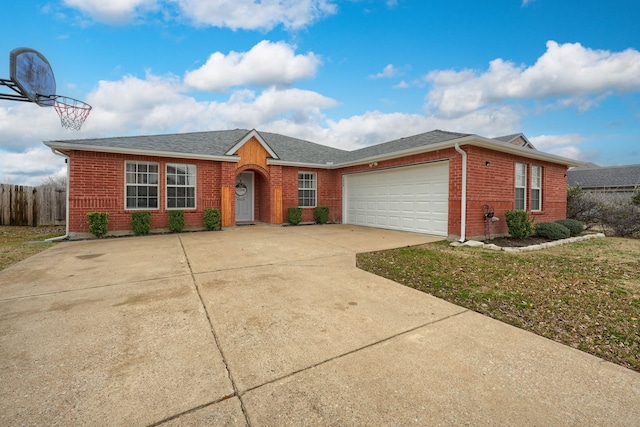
[204,208,221,230]
[555,219,584,236]
[131,211,152,235]
[633,189,640,206]
[314,206,329,224]
[535,222,570,240]
[86,212,109,238]
[287,207,302,225]
[168,210,185,232]
[504,210,535,239]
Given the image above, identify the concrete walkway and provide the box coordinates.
[0,224,638,426]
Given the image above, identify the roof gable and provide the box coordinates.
[225,129,279,159]
[494,133,536,150]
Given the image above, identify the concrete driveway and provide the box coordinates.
[1,224,638,426]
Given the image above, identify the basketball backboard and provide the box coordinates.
[1,47,92,130]
[9,48,56,105]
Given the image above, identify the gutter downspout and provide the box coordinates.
[46,149,70,242]
[454,143,467,242]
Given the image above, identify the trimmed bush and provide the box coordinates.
[131,211,152,235]
[287,207,302,225]
[535,222,570,240]
[168,210,185,232]
[87,212,109,238]
[204,208,221,231]
[314,206,329,224]
[555,219,584,236]
[504,210,535,239]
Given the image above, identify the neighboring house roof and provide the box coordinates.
[567,164,640,189]
[45,128,580,168]
[493,133,536,150]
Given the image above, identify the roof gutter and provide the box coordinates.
[454,143,467,243]
[43,141,240,163]
[45,149,71,242]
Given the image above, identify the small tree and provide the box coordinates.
[566,185,600,227]
[504,210,535,239]
[314,206,329,224]
[131,211,152,235]
[168,210,185,232]
[599,199,640,237]
[287,207,302,225]
[204,208,221,230]
[633,188,640,206]
[87,212,109,238]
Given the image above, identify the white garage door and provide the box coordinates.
[343,161,449,236]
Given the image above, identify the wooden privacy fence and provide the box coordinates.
[0,184,66,226]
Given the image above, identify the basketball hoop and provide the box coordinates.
[48,95,92,131]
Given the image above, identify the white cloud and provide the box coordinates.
[369,64,398,79]
[425,41,640,116]
[268,105,521,151]
[174,0,337,30]
[529,134,585,150]
[521,0,535,7]
[80,71,337,135]
[529,134,591,162]
[64,0,337,29]
[184,41,320,92]
[63,0,159,23]
[0,147,66,186]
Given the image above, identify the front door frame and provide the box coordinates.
[235,171,254,222]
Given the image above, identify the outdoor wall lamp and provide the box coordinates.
[485,161,491,167]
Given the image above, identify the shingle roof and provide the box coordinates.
[45,128,470,165]
[45,128,578,167]
[340,129,470,162]
[567,164,640,189]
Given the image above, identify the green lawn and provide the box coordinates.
[357,237,640,373]
[0,226,66,271]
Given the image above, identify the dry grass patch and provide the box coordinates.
[357,237,640,373]
[0,226,66,271]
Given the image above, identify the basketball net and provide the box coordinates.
[47,96,92,131]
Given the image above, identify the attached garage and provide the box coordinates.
[342,161,449,236]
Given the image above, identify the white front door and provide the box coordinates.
[235,172,254,222]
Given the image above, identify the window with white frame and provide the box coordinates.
[531,165,542,211]
[166,163,196,209]
[298,172,317,207]
[125,161,159,209]
[515,162,526,210]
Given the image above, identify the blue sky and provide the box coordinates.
[1,0,640,185]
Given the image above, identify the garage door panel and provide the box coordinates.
[344,161,449,236]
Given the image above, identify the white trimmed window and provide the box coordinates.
[515,162,526,211]
[166,163,196,209]
[125,161,159,209]
[298,172,317,207]
[531,165,542,211]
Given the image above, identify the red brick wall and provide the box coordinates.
[330,145,568,240]
[463,146,568,239]
[67,150,223,234]
[67,145,569,240]
[281,167,340,223]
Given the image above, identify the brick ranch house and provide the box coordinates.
[44,129,582,241]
